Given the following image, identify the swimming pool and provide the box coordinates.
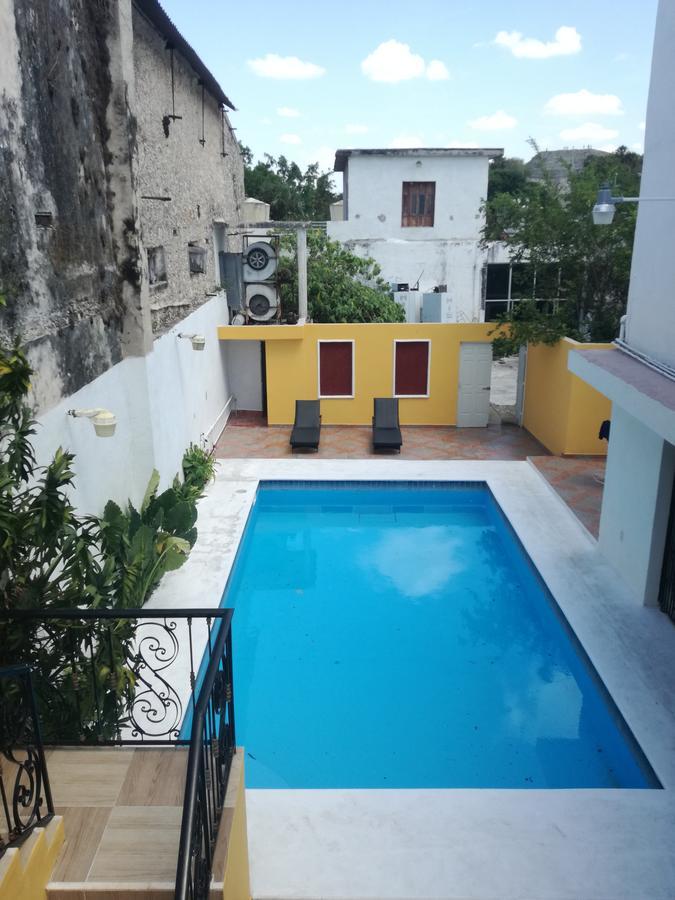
[221,480,658,789]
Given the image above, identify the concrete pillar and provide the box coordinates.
[599,405,675,605]
[297,226,308,323]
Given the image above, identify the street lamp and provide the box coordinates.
[592,182,675,225]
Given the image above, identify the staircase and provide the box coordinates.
[44,746,246,899]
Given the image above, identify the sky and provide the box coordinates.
[160,0,658,186]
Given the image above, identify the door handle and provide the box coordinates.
[482,386,491,391]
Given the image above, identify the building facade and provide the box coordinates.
[0,0,245,512]
[570,0,675,608]
[327,148,502,322]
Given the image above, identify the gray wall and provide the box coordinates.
[0,0,146,413]
[132,6,245,335]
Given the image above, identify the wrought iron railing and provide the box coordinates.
[0,608,232,746]
[0,665,54,857]
[175,608,235,900]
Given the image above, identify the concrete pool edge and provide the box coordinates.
[148,459,675,899]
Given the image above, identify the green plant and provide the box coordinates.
[0,337,134,740]
[182,443,216,498]
[0,332,201,741]
[278,230,405,324]
[98,469,197,609]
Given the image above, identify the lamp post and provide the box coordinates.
[592,182,675,225]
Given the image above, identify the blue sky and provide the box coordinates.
[160,0,657,184]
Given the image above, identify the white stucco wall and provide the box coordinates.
[30,294,232,514]
[599,406,675,605]
[327,152,492,313]
[624,0,675,368]
[334,153,490,241]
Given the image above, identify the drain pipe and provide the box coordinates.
[297,226,308,324]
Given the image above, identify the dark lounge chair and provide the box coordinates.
[372,398,402,452]
[290,400,321,451]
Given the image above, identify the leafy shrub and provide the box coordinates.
[98,469,197,609]
[182,443,217,498]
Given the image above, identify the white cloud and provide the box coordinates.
[426,59,450,81]
[469,110,517,131]
[638,120,646,131]
[558,122,619,143]
[361,40,449,82]
[544,89,623,117]
[494,25,581,59]
[631,141,644,152]
[247,54,325,79]
[389,133,424,148]
[345,123,369,134]
[279,133,302,145]
[277,106,301,118]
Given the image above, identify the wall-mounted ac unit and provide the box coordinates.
[245,283,279,322]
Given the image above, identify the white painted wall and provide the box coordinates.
[599,406,675,605]
[624,0,675,368]
[327,152,492,314]
[226,341,263,412]
[31,294,233,515]
[334,153,490,241]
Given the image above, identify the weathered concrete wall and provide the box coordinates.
[0,0,147,414]
[131,5,245,335]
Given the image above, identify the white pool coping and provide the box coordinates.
[149,459,675,899]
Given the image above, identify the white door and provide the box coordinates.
[457,342,492,427]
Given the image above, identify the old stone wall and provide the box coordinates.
[0,0,146,413]
[131,6,245,335]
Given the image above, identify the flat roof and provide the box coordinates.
[334,147,503,172]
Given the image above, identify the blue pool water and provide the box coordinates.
[221,481,658,789]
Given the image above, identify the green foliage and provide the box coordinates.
[487,156,528,201]
[182,443,217,499]
[482,146,641,348]
[278,230,405,324]
[97,469,197,609]
[240,146,340,221]
[0,338,202,741]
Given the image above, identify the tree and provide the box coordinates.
[240,145,340,221]
[487,156,528,201]
[483,146,641,354]
[278,230,405,324]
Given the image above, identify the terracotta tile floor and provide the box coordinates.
[530,455,606,538]
[215,421,548,461]
[215,421,605,538]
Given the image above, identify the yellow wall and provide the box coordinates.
[0,817,64,900]
[523,338,613,455]
[222,761,251,900]
[224,322,494,426]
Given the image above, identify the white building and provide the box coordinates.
[327,148,503,323]
[570,0,675,609]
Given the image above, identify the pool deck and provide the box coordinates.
[148,458,675,900]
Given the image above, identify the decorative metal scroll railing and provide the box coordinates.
[0,608,233,746]
[0,665,54,857]
[175,608,235,900]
